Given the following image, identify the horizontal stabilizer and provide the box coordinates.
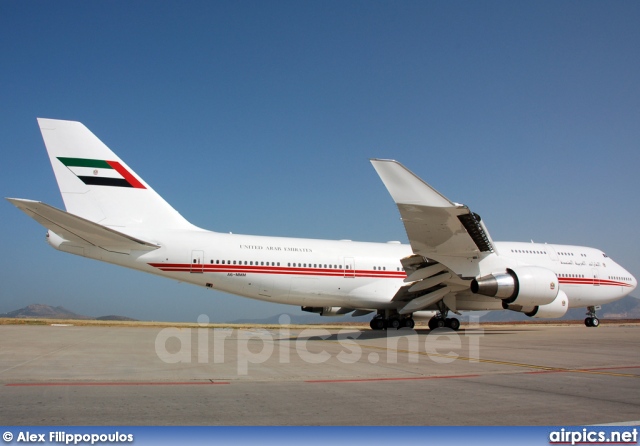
[6,198,160,253]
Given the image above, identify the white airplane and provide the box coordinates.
[7,119,637,329]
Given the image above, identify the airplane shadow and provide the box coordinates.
[281,327,507,342]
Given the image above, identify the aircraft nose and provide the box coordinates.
[624,267,638,292]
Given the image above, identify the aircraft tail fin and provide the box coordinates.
[37,118,194,230]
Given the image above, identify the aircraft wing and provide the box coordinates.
[371,159,495,258]
[6,198,160,253]
[371,159,495,313]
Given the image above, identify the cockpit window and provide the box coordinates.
[602,253,609,258]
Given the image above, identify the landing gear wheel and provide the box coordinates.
[403,318,415,329]
[390,319,401,330]
[370,318,386,330]
[584,306,601,328]
[446,317,461,331]
[429,317,446,330]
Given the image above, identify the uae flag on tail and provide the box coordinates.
[57,157,146,189]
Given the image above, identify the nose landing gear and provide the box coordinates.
[584,305,600,327]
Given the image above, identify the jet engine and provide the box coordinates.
[470,266,559,307]
[524,290,569,318]
[502,290,569,318]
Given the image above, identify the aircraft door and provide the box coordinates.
[546,245,558,261]
[190,250,204,273]
[344,257,355,278]
[592,268,600,286]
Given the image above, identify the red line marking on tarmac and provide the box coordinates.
[5,381,230,387]
[305,374,480,384]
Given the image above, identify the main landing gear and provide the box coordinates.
[584,306,600,328]
[427,315,460,331]
[368,306,460,332]
[369,315,415,330]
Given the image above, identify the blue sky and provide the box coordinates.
[1,1,639,322]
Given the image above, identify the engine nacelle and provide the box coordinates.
[46,230,67,250]
[471,266,559,307]
[46,230,85,256]
[301,306,353,317]
[525,290,569,318]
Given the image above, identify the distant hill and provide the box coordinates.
[0,304,137,321]
[0,304,91,320]
[598,295,640,319]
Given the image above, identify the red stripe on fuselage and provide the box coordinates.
[147,264,631,286]
[148,263,407,279]
[558,277,633,287]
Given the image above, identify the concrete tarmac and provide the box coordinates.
[0,323,638,425]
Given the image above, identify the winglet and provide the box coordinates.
[370,159,455,208]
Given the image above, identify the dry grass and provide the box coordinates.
[0,317,361,330]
